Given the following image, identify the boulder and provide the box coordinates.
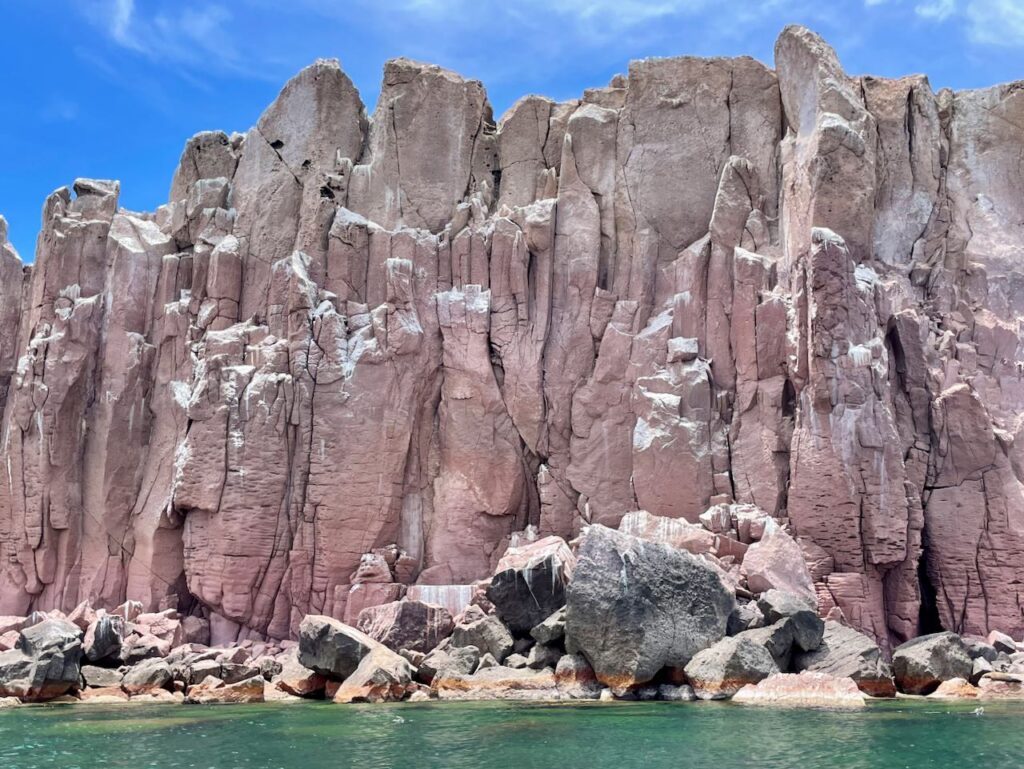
[273,649,326,697]
[964,637,998,662]
[733,671,866,708]
[684,636,779,700]
[755,590,824,652]
[332,645,414,703]
[527,643,561,670]
[186,675,265,704]
[988,630,1018,654]
[450,615,514,662]
[81,665,123,689]
[0,619,83,702]
[727,602,765,635]
[298,615,376,680]
[356,600,454,653]
[530,607,566,645]
[892,632,973,695]
[793,621,896,697]
[929,678,979,699]
[119,633,170,664]
[742,528,816,602]
[486,536,575,636]
[121,658,173,695]
[83,614,126,663]
[565,525,734,689]
[419,643,480,685]
[740,621,799,670]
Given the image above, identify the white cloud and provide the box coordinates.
[84,0,247,74]
[915,0,956,20]
[966,0,1024,45]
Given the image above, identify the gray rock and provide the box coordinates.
[740,621,798,670]
[122,658,172,695]
[684,636,778,700]
[964,637,998,662]
[298,615,376,680]
[0,619,84,702]
[83,614,126,663]
[527,643,561,670]
[418,643,479,685]
[892,632,973,695]
[565,525,734,688]
[450,615,514,662]
[530,607,566,645]
[971,657,994,685]
[755,590,823,651]
[554,653,601,700]
[487,553,571,637]
[793,621,896,697]
[727,602,765,635]
[81,665,123,688]
[988,631,1017,655]
[505,653,529,669]
[476,653,499,671]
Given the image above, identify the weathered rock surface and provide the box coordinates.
[486,536,574,636]
[684,635,779,700]
[297,615,376,680]
[356,600,453,653]
[793,621,896,697]
[565,525,734,689]
[0,619,83,701]
[892,632,973,694]
[733,671,866,708]
[0,25,1023,655]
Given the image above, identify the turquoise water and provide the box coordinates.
[0,699,1020,769]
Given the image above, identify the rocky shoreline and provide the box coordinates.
[3,517,1022,709]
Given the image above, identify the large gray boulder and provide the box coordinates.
[298,615,377,680]
[83,613,126,663]
[892,632,973,694]
[683,635,778,699]
[450,615,514,662]
[486,537,575,636]
[0,619,83,702]
[565,525,735,689]
[793,620,896,697]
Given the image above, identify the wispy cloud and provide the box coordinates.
[915,0,955,20]
[966,0,1024,45]
[81,0,269,79]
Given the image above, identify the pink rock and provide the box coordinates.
[733,671,866,708]
[742,526,816,603]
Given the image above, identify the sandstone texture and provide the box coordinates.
[0,24,1023,666]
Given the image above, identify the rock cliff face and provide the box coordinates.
[2,25,1023,649]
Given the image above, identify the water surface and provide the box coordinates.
[0,698,1018,769]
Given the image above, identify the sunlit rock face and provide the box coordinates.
[1,25,1024,648]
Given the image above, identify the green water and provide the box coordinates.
[0,699,1019,769]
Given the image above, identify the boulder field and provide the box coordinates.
[1,22,1024,699]
[1,521,1022,706]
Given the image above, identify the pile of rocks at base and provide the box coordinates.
[2,510,1022,707]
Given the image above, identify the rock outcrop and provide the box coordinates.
[0,24,1023,655]
[565,525,735,689]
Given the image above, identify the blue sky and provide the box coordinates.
[3,0,1023,262]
